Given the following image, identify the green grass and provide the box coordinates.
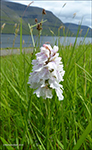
[0,40,92,149]
[1,9,92,149]
[1,47,33,50]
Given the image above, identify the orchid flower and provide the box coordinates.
[28,44,65,100]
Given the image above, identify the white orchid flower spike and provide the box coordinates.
[28,44,65,100]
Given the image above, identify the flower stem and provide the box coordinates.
[45,98,50,149]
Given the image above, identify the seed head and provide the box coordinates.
[23,40,25,44]
[35,18,38,23]
[37,24,42,31]
[1,23,6,31]
[42,9,46,15]
[14,23,17,28]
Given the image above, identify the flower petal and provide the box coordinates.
[55,88,64,101]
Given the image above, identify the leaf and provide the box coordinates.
[0,137,14,150]
[35,131,46,150]
[1,69,27,109]
[31,101,44,117]
[76,63,92,80]
[77,92,91,116]
[20,17,22,54]
[57,139,64,150]
[73,119,92,150]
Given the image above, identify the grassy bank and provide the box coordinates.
[1,42,92,150]
[1,47,32,50]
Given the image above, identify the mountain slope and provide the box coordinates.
[1,1,72,36]
[64,23,92,37]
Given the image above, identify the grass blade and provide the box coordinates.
[0,137,14,150]
[57,139,64,150]
[73,119,92,150]
[20,17,22,54]
[1,69,27,108]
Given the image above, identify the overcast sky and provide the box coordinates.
[6,0,92,28]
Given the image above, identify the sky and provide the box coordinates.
[6,0,92,28]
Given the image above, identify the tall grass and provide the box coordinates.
[1,39,92,150]
[1,4,92,150]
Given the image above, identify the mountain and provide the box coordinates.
[1,1,92,37]
[64,23,92,37]
[1,0,72,36]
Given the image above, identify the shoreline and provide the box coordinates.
[1,33,92,38]
[0,47,33,56]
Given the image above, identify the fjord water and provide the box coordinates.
[1,34,92,48]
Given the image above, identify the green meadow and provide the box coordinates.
[1,37,92,150]
[1,4,92,149]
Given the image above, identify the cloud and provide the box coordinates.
[51,1,91,26]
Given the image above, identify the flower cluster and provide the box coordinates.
[28,44,65,100]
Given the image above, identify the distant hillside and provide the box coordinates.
[1,1,92,37]
[1,1,72,36]
[64,23,92,37]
